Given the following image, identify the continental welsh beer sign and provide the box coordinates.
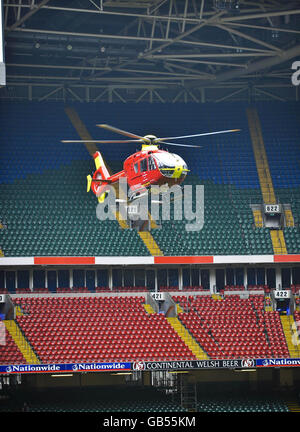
[132,359,253,371]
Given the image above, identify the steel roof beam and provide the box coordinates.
[9,26,275,55]
[227,21,300,35]
[215,24,282,53]
[222,7,300,22]
[7,0,51,32]
[185,41,300,88]
[5,3,282,24]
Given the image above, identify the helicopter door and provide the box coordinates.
[140,158,148,183]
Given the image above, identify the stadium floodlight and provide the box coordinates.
[214,0,239,11]
[51,374,74,377]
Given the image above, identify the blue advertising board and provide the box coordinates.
[256,358,300,367]
[0,359,300,374]
[0,362,132,374]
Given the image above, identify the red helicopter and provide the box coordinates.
[63,124,240,203]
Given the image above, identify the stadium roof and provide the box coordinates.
[2,0,300,102]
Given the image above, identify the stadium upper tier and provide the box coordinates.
[0,101,299,257]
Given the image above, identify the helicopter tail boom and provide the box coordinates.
[89,151,111,202]
[93,151,110,179]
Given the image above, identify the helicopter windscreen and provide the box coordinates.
[154,152,188,177]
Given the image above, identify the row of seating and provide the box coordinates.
[0,327,26,365]
[196,395,289,412]
[2,284,297,294]
[0,160,150,257]
[0,386,186,413]
[174,295,291,359]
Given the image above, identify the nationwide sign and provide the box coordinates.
[256,358,300,368]
[0,362,132,374]
[0,359,300,375]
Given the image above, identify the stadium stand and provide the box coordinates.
[2,101,297,257]
[0,386,187,413]
[0,100,299,414]
[2,293,294,365]
[13,295,197,363]
[174,294,290,359]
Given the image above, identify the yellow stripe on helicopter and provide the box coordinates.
[160,167,190,178]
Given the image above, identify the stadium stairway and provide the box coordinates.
[247,108,276,204]
[138,232,163,256]
[286,400,300,413]
[280,315,300,358]
[284,209,295,228]
[270,230,288,255]
[0,223,4,256]
[167,317,209,360]
[4,320,40,364]
[212,294,222,301]
[144,304,155,314]
[264,296,273,312]
[252,209,263,228]
[64,106,98,157]
[246,107,288,255]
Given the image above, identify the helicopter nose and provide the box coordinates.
[172,164,189,179]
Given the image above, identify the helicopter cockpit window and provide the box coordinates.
[133,162,139,174]
[153,153,176,169]
[153,152,188,178]
[171,153,188,171]
[148,156,156,171]
[140,158,148,172]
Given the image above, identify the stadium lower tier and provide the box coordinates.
[0,386,186,413]
[0,386,293,413]
[0,294,298,366]
[196,395,289,413]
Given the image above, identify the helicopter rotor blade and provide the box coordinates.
[160,141,202,148]
[61,139,143,144]
[97,124,149,142]
[156,129,240,141]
